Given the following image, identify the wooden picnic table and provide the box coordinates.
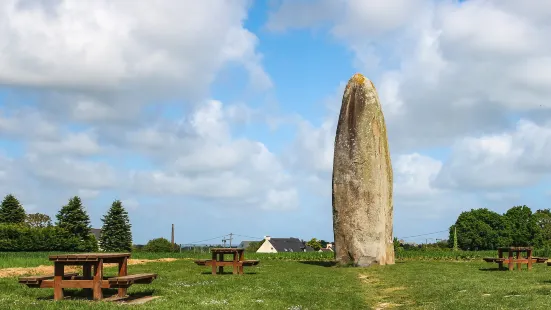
[482,247,549,271]
[498,247,532,270]
[194,248,260,275]
[18,253,157,301]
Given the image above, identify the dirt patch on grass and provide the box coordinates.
[374,302,402,309]
[0,258,179,278]
[381,286,406,294]
[358,274,379,284]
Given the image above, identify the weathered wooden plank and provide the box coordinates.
[108,273,157,286]
[210,248,245,253]
[49,253,131,261]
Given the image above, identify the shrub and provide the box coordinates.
[0,224,82,251]
[143,238,174,252]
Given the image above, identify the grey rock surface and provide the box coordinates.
[332,73,395,267]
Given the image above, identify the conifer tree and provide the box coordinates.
[99,200,132,252]
[453,226,459,252]
[56,196,91,240]
[0,194,26,224]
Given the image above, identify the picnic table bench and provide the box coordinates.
[18,253,157,301]
[194,248,260,275]
[483,247,548,270]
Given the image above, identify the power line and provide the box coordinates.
[233,234,264,240]
[398,230,448,239]
[186,234,229,245]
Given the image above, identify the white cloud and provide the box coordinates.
[28,131,101,156]
[24,154,120,190]
[125,100,298,211]
[267,0,551,152]
[0,0,271,95]
[435,119,551,191]
[394,153,442,199]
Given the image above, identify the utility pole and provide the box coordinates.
[222,238,227,247]
[229,233,233,248]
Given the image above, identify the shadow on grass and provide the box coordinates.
[299,261,337,267]
[37,289,156,301]
[479,267,505,272]
[200,271,258,275]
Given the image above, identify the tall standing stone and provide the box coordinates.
[332,73,394,267]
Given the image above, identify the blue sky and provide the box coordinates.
[1,0,551,246]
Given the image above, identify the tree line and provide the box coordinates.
[0,194,132,252]
[448,205,551,250]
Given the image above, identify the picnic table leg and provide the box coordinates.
[53,263,64,301]
[516,251,521,270]
[118,257,128,297]
[211,252,217,275]
[498,249,503,270]
[218,253,224,274]
[239,251,245,274]
[232,252,238,275]
[508,251,513,271]
[93,260,104,300]
[83,263,92,299]
[528,249,533,270]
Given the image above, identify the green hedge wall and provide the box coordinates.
[0,224,98,252]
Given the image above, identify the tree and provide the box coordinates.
[25,213,52,228]
[534,209,551,247]
[448,208,510,250]
[503,205,541,247]
[306,238,322,251]
[143,238,173,252]
[99,200,133,252]
[0,194,26,224]
[56,196,92,240]
[246,241,262,252]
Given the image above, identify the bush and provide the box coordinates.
[143,238,175,252]
[0,224,90,251]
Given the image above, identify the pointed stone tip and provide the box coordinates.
[346,73,375,90]
[350,73,366,84]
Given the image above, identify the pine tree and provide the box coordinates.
[453,226,459,252]
[56,196,91,240]
[99,200,132,252]
[0,194,26,224]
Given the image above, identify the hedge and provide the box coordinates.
[0,224,98,252]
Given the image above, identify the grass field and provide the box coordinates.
[2,251,551,309]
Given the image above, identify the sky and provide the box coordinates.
[2,0,551,245]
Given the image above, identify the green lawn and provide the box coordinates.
[361,261,551,309]
[2,252,551,309]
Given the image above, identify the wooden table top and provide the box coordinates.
[497,247,533,251]
[49,253,131,262]
[210,248,245,253]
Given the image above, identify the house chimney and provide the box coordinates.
[264,235,271,240]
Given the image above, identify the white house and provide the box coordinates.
[256,236,314,253]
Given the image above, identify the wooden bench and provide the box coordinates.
[194,259,260,267]
[483,257,505,263]
[108,273,157,288]
[242,260,260,266]
[19,273,79,288]
[532,257,548,263]
[194,259,211,266]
